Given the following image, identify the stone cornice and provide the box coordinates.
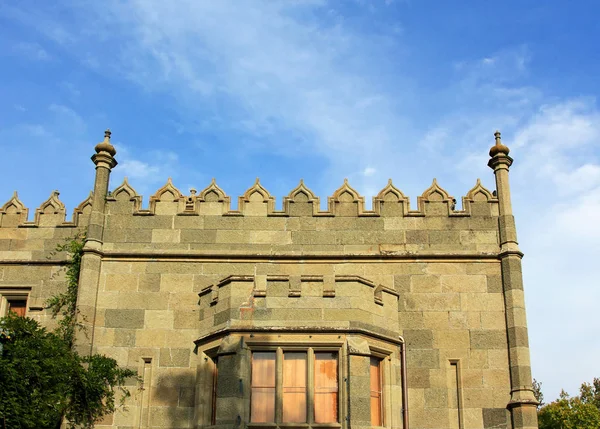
[97,250,502,262]
[194,326,404,347]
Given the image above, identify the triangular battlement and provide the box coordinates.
[1,178,499,228]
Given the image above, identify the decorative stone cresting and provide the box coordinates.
[107,177,143,214]
[199,178,228,203]
[461,178,499,216]
[237,178,276,216]
[70,191,94,227]
[34,190,66,226]
[282,179,322,216]
[149,178,185,215]
[0,191,28,227]
[1,177,499,226]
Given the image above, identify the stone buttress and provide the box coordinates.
[488,132,539,429]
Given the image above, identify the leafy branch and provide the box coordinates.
[1,235,137,429]
[46,233,85,346]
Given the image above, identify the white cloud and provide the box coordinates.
[418,68,600,400]
[30,0,411,194]
[492,99,600,399]
[362,167,376,177]
[60,81,81,98]
[111,144,181,201]
[48,103,87,135]
[117,159,160,180]
[513,100,600,151]
[554,164,600,196]
[14,41,51,61]
[553,191,600,239]
[22,124,51,138]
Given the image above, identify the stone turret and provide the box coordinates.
[75,129,117,355]
[88,129,118,245]
[488,131,539,429]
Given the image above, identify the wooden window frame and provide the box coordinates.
[370,356,384,427]
[249,346,342,427]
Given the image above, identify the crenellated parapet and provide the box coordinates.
[0,175,501,259]
[0,176,499,228]
[107,177,143,214]
[0,190,96,228]
[99,176,498,218]
[462,178,500,217]
[0,192,28,228]
[71,191,94,228]
[34,190,66,226]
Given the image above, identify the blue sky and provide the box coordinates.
[1,0,599,401]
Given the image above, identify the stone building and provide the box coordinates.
[0,130,538,429]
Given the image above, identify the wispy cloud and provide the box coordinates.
[362,167,377,177]
[13,1,413,193]
[59,81,81,98]
[48,103,87,135]
[446,97,600,399]
[111,144,181,200]
[13,41,51,61]
[413,47,600,398]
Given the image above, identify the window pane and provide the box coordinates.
[251,352,276,422]
[7,299,26,317]
[283,352,307,423]
[370,357,382,426]
[314,352,338,423]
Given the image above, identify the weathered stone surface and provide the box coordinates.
[483,407,508,428]
[404,329,434,349]
[159,348,191,367]
[104,309,145,329]
[471,330,508,349]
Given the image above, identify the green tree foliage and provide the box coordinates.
[533,378,545,409]
[538,379,600,429]
[0,236,136,429]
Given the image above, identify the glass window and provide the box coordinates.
[314,352,338,423]
[251,352,276,423]
[7,298,27,317]
[283,352,307,423]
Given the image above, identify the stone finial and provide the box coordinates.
[489,130,510,157]
[94,129,117,156]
